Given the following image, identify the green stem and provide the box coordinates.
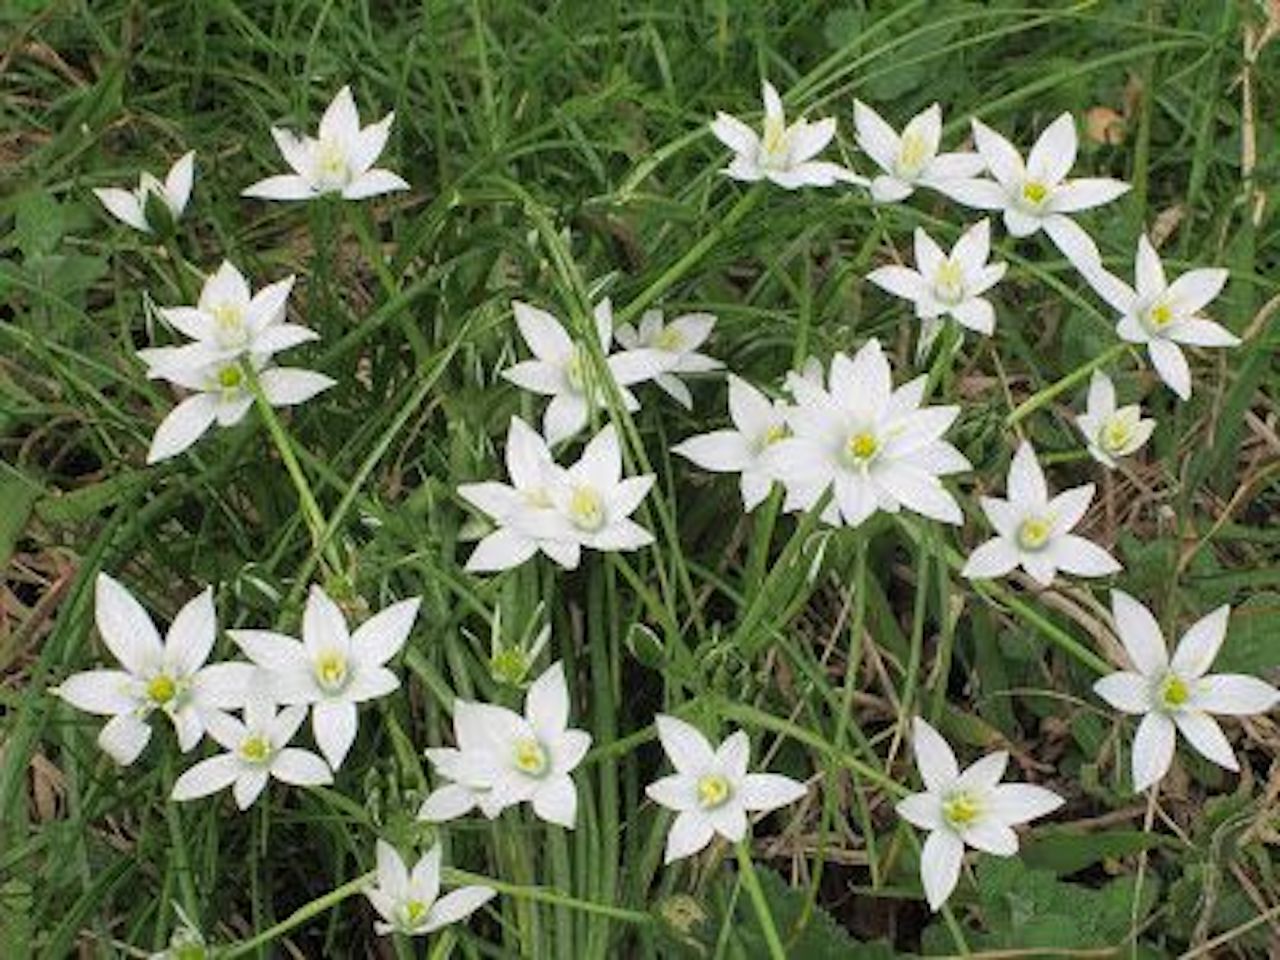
[616,184,765,325]
[217,872,372,959]
[734,840,786,960]
[162,752,198,924]
[445,870,653,925]
[1005,341,1128,427]
[241,362,343,580]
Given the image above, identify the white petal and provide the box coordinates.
[164,587,216,676]
[646,774,697,812]
[870,176,914,203]
[95,573,164,674]
[950,298,995,335]
[956,751,1008,792]
[232,768,270,809]
[911,716,959,793]
[1166,268,1229,316]
[351,597,420,667]
[93,187,149,231]
[259,368,335,406]
[710,112,759,155]
[1131,711,1176,792]
[342,169,410,200]
[1174,712,1238,771]
[936,177,1007,210]
[920,829,965,912]
[419,783,481,821]
[664,810,715,863]
[147,394,219,464]
[543,394,588,447]
[987,783,1064,825]
[1042,214,1102,272]
[853,100,900,173]
[1026,112,1077,184]
[873,465,963,525]
[715,730,750,781]
[970,118,1024,187]
[1093,671,1152,714]
[376,839,410,896]
[866,265,929,304]
[962,820,1018,856]
[525,661,569,741]
[737,773,806,813]
[1047,534,1121,578]
[1171,318,1239,348]
[98,713,152,765]
[242,175,317,201]
[319,85,361,143]
[1110,591,1169,675]
[1194,675,1280,715]
[56,670,136,716]
[1006,441,1047,507]
[272,748,334,786]
[466,527,538,572]
[171,754,241,801]
[1134,236,1166,301]
[531,776,578,828]
[655,714,714,776]
[961,538,1019,580]
[1048,178,1130,213]
[1170,605,1230,679]
[673,431,753,473]
[896,792,944,831]
[424,887,497,933]
[312,699,359,770]
[1147,339,1191,400]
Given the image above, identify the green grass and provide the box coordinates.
[3,0,1280,957]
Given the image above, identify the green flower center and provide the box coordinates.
[1100,416,1133,453]
[564,347,593,395]
[239,733,273,764]
[217,365,244,390]
[512,737,549,777]
[1016,516,1054,551]
[146,673,178,705]
[756,422,788,453]
[942,790,982,829]
[1146,301,1176,331]
[314,138,350,188]
[313,650,349,693]
[400,898,428,926]
[761,117,789,167]
[1021,180,1049,206]
[568,486,606,532]
[1158,673,1191,711]
[490,647,529,686]
[696,773,732,810]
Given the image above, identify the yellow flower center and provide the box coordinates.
[942,790,982,829]
[933,259,966,304]
[313,651,349,693]
[146,673,177,705]
[568,486,606,532]
[761,116,789,166]
[843,430,879,465]
[239,733,272,764]
[1159,673,1191,710]
[653,327,684,352]
[896,130,929,178]
[696,773,732,810]
[1017,516,1053,551]
[512,737,549,776]
[1021,180,1049,206]
[1100,416,1133,453]
[217,365,244,390]
[1147,302,1175,330]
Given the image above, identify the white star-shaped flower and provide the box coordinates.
[1082,235,1237,400]
[54,573,251,764]
[93,151,195,233]
[866,220,1007,338]
[762,338,971,527]
[945,113,1129,270]
[896,717,1063,911]
[140,261,315,370]
[140,354,334,465]
[170,694,331,809]
[614,309,722,409]
[1093,591,1280,792]
[645,715,807,864]
[243,85,409,201]
[853,101,984,203]
[419,662,592,828]
[366,841,496,937]
[962,441,1120,586]
[230,586,420,770]
[710,80,862,189]
[502,299,669,446]
[672,374,789,512]
[458,416,579,572]
[1076,370,1155,468]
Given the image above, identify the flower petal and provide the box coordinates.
[272,747,334,786]
[1093,671,1152,714]
[172,754,241,802]
[1146,339,1191,399]
[259,368,335,406]
[1131,711,1175,792]
[1170,605,1230,679]
[56,670,136,715]
[1174,712,1238,771]
[1006,441,1047,507]
[655,714,714,776]
[98,713,152,765]
[1194,674,1280,715]
[738,773,806,813]
[911,716,959,793]
[531,775,578,828]
[95,573,164,675]
[424,887,496,933]
[920,828,965,912]
[147,394,219,464]
[961,538,1019,580]
[351,597,420,667]
[1110,591,1168,676]
[664,809,715,863]
[242,174,316,201]
[1027,113,1077,184]
[962,820,1018,856]
[987,783,1064,825]
[312,699,359,770]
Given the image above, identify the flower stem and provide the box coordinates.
[444,869,654,925]
[734,839,787,960]
[217,872,372,958]
[1005,340,1128,427]
[240,362,343,581]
